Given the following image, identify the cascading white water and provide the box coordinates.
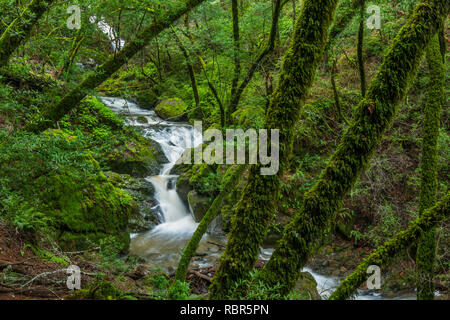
[89,16,125,52]
[100,97,209,268]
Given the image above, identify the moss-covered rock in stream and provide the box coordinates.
[294,272,321,300]
[106,172,160,232]
[136,89,160,110]
[175,163,221,208]
[154,98,188,121]
[104,135,167,177]
[187,190,211,222]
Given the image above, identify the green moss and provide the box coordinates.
[0,0,54,68]
[105,135,167,177]
[258,0,449,297]
[416,33,444,300]
[71,281,119,300]
[58,96,167,176]
[209,0,339,300]
[0,130,139,251]
[37,166,137,251]
[154,98,189,121]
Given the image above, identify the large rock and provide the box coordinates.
[187,190,211,222]
[154,98,188,121]
[106,172,160,232]
[294,272,321,300]
[135,89,159,110]
[106,136,168,177]
[36,168,139,251]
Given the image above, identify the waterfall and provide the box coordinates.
[100,97,206,268]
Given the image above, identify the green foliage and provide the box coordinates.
[0,130,136,250]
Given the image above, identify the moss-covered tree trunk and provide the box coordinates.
[329,192,450,300]
[26,0,206,132]
[0,0,54,68]
[256,0,449,297]
[174,165,246,282]
[228,0,282,119]
[208,0,339,300]
[416,32,444,300]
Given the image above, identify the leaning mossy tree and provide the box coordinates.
[416,32,445,300]
[209,0,340,299]
[0,0,55,68]
[174,165,246,283]
[254,0,449,297]
[26,0,206,132]
[329,192,450,300]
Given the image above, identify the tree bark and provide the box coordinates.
[26,0,206,132]
[416,32,444,300]
[329,192,450,300]
[256,0,449,297]
[0,0,55,68]
[209,0,339,300]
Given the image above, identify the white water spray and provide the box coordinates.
[100,97,204,264]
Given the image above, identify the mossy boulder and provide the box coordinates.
[175,162,220,208]
[106,172,160,232]
[36,168,139,251]
[60,96,124,133]
[136,89,159,110]
[105,135,168,177]
[154,98,188,121]
[187,190,211,222]
[294,272,321,300]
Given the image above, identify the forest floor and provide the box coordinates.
[0,221,216,300]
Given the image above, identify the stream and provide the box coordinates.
[101,97,416,300]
